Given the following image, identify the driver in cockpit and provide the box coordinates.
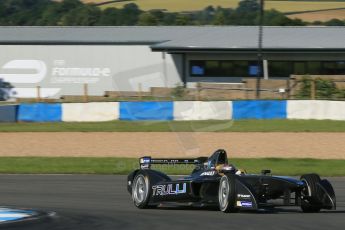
[205,149,245,175]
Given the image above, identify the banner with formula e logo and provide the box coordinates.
[0,45,178,99]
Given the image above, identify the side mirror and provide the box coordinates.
[261,169,271,175]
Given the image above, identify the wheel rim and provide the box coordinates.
[133,175,148,205]
[301,179,311,196]
[219,177,230,210]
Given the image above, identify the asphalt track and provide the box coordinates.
[0,175,344,230]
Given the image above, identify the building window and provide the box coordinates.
[308,62,322,75]
[270,61,292,77]
[293,62,307,75]
[205,61,221,76]
[269,61,345,77]
[189,60,262,77]
[335,61,345,74]
[322,61,345,75]
[191,60,345,78]
[190,60,205,76]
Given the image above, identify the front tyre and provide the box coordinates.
[300,173,322,213]
[218,174,237,213]
[132,172,151,208]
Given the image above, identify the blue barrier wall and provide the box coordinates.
[0,105,17,122]
[12,100,345,122]
[233,100,287,120]
[120,102,173,120]
[18,103,62,122]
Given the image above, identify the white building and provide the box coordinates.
[0,26,345,98]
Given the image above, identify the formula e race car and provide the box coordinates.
[127,149,336,213]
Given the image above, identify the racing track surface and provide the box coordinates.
[0,175,344,230]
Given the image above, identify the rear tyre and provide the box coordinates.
[218,174,238,213]
[300,173,322,213]
[132,172,152,209]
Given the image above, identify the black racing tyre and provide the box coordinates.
[218,174,238,213]
[132,171,152,209]
[300,173,322,213]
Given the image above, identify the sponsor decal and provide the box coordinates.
[237,194,251,199]
[140,158,151,164]
[152,183,186,196]
[241,201,253,207]
[236,201,253,207]
[200,171,215,176]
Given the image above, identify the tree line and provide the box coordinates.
[1,0,345,26]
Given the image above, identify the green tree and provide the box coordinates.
[60,4,101,26]
[195,6,215,24]
[120,3,141,25]
[1,0,51,25]
[0,0,342,27]
[161,13,177,25]
[37,0,83,25]
[324,19,345,26]
[97,7,121,26]
[311,20,323,26]
[138,12,158,26]
[213,10,226,25]
[237,0,260,13]
[296,77,339,99]
[175,15,191,25]
[316,78,338,99]
[263,10,306,26]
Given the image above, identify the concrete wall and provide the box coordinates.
[0,45,182,98]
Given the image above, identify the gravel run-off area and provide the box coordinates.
[1,132,344,159]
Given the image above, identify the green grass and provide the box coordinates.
[94,0,345,13]
[287,8,345,21]
[0,157,344,176]
[98,0,240,11]
[267,1,345,13]
[2,120,345,132]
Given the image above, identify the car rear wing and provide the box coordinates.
[139,156,208,169]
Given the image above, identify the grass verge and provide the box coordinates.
[1,120,345,132]
[97,0,345,13]
[0,157,344,176]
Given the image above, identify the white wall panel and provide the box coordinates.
[174,101,232,120]
[62,102,119,122]
[287,100,345,120]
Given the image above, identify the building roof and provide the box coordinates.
[0,26,195,45]
[1,26,345,52]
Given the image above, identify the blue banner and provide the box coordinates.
[233,100,287,120]
[18,103,62,122]
[120,102,173,120]
[0,105,17,122]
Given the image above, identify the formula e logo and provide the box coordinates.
[152,183,186,196]
[0,60,47,83]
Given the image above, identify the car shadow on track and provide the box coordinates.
[154,205,345,214]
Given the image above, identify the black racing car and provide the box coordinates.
[127,149,336,213]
